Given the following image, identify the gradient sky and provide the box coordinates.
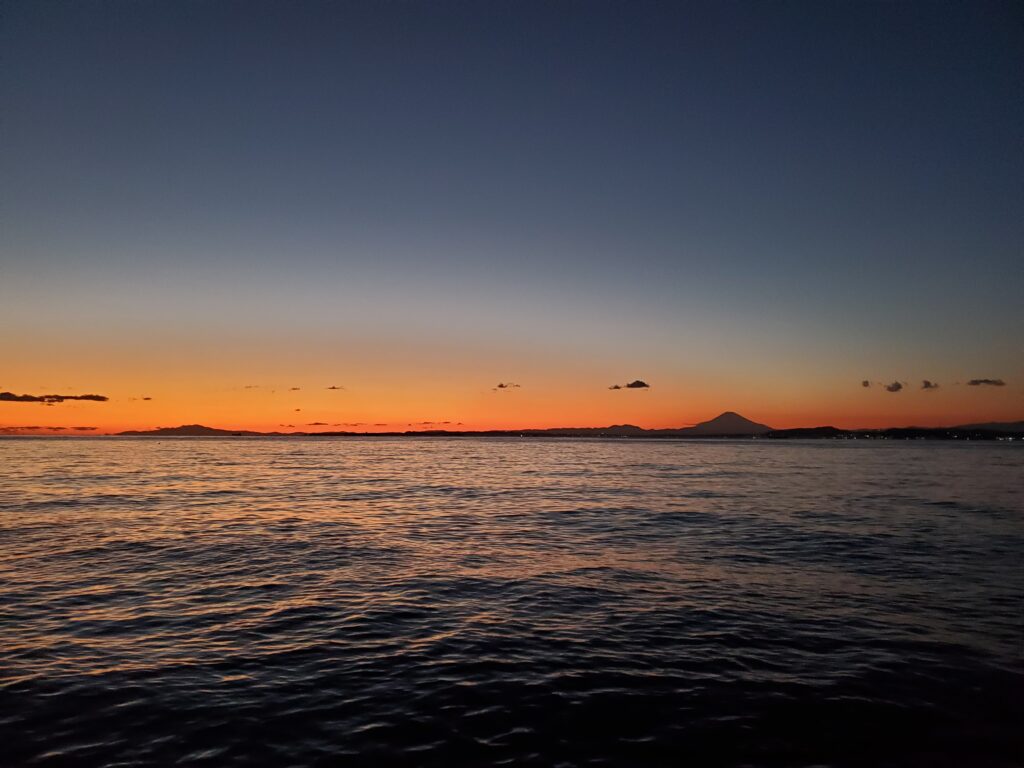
[2,0,1022,433]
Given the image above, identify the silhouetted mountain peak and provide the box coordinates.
[683,412,772,436]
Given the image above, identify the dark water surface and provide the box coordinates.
[1,438,1021,767]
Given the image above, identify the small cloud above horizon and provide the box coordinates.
[921,380,939,390]
[290,387,301,391]
[884,381,904,393]
[326,385,345,390]
[861,380,872,388]
[306,422,328,426]
[610,380,650,390]
[967,378,1006,387]
[493,382,521,391]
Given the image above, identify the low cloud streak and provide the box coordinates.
[0,425,97,433]
[0,391,108,404]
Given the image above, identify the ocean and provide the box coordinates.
[1,437,1021,766]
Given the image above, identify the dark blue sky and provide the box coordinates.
[2,0,1021,427]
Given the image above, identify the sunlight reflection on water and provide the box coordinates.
[1,438,1021,766]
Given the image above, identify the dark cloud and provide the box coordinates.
[373,423,388,427]
[921,380,939,390]
[290,387,301,391]
[243,385,260,389]
[294,408,302,412]
[0,424,96,433]
[0,391,108,404]
[326,385,345,390]
[306,422,328,426]
[861,380,871,388]
[967,378,1006,387]
[884,381,903,393]
[610,380,650,390]
[142,397,152,401]
[493,382,521,390]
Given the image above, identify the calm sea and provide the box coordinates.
[1,438,1021,767]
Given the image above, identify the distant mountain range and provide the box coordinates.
[951,420,1024,432]
[116,413,1023,439]
[118,424,268,437]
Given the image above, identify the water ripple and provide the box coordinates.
[1,437,1021,766]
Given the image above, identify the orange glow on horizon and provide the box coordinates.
[2,329,1021,435]
[2,383,1020,436]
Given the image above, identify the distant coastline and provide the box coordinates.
[114,412,1024,440]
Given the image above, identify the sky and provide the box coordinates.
[1,0,1022,433]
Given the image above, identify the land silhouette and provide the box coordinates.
[116,412,1024,440]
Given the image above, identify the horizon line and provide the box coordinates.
[4,413,1023,438]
